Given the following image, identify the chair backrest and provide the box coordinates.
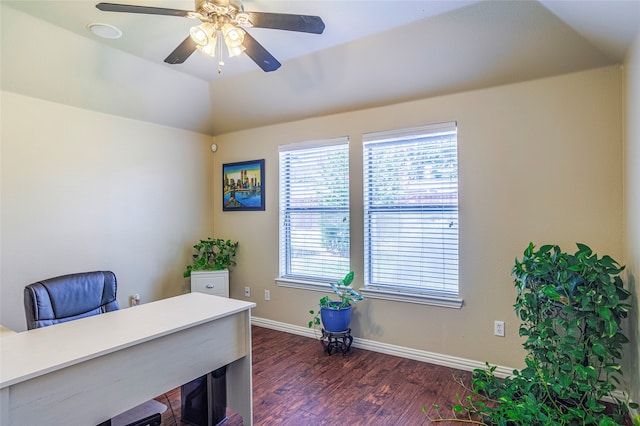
[24,271,120,330]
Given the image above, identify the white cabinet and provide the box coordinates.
[190,270,229,298]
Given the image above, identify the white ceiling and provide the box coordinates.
[1,0,639,136]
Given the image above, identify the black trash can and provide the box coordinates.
[181,366,227,426]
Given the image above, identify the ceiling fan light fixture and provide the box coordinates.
[189,23,216,46]
[196,42,217,57]
[222,23,245,47]
[226,44,246,58]
[222,24,245,58]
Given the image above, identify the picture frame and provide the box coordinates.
[222,159,265,211]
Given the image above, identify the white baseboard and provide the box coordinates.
[251,316,514,377]
[251,316,635,412]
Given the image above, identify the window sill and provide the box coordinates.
[276,277,463,309]
[360,287,463,309]
[275,277,334,293]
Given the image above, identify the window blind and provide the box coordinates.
[363,122,459,295]
[279,137,350,282]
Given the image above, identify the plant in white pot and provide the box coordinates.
[308,271,364,332]
[183,238,239,278]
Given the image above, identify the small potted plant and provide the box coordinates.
[183,238,239,278]
[308,271,364,332]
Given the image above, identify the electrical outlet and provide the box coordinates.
[494,320,505,337]
[130,294,140,307]
[264,290,270,301]
[244,286,250,297]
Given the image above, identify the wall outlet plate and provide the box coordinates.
[244,287,250,297]
[494,320,505,337]
[130,294,140,307]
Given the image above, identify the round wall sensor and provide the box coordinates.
[210,143,218,152]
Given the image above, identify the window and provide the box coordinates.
[278,137,350,287]
[363,122,460,307]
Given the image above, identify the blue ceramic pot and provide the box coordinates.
[320,302,352,332]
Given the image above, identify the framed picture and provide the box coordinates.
[223,159,265,211]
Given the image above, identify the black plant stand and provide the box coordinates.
[320,328,353,355]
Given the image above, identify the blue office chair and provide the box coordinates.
[24,270,166,426]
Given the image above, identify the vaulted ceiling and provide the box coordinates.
[2,0,639,136]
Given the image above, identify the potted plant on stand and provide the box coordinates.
[308,271,364,355]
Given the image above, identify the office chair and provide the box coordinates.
[24,270,166,426]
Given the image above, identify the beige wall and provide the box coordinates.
[624,30,640,407]
[1,62,634,398]
[0,91,215,331]
[214,66,624,370]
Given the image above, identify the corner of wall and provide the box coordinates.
[623,27,640,409]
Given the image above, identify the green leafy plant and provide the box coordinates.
[183,238,239,278]
[308,271,364,328]
[426,242,636,425]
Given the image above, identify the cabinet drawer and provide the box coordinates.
[190,271,229,298]
[193,279,226,296]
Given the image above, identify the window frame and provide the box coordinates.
[361,122,463,308]
[276,136,351,291]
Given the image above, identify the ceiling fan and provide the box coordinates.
[96,0,325,73]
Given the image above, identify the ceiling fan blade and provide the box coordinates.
[245,12,325,34]
[96,2,192,17]
[243,32,281,72]
[164,36,198,64]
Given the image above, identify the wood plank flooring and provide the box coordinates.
[156,325,471,425]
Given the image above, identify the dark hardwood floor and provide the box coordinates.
[156,325,471,425]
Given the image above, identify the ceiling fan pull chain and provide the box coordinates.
[217,31,224,74]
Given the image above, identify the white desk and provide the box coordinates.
[0,293,255,426]
[0,326,15,336]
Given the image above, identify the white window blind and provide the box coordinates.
[363,122,459,296]
[279,137,350,282]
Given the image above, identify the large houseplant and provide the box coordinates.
[428,242,637,425]
[183,238,239,278]
[308,271,364,332]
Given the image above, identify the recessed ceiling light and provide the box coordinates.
[87,23,122,39]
